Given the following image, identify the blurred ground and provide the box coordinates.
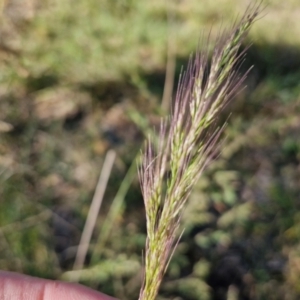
[0,1,300,299]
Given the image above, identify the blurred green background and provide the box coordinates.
[1,0,300,299]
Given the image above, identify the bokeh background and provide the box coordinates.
[1,0,300,299]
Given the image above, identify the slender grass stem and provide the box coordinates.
[73,150,116,281]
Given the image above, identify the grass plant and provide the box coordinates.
[3,0,300,298]
[138,4,261,300]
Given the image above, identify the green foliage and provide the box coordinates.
[1,1,300,300]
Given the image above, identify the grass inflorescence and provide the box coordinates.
[138,4,261,300]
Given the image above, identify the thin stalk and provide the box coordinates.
[73,150,116,281]
[91,154,138,264]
